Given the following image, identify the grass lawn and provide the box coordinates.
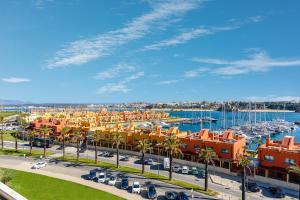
[0,148,53,158]
[1,168,124,200]
[0,111,19,119]
[59,156,217,196]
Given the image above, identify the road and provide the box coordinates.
[2,141,298,200]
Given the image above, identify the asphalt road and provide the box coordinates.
[2,141,298,200]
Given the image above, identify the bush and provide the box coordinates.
[0,168,14,184]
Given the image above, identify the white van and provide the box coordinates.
[181,166,189,174]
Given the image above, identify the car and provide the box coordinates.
[98,172,106,183]
[146,158,153,165]
[147,184,157,199]
[268,186,285,198]
[98,151,104,156]
[181,166,189,174]
[107,175,117,186]
[178,192,189,200]
[196,169,205,178]
[132,181,141,194]
[120,177,129,190]
[172,165,181,173]
[165,191,178,200]
[103,151,109,157]
[87,170,97,180]
[106,152,114,157]
[32,161,47,169]
[191,167,198,175]
[120,155,129,161]
[247,182,260,192]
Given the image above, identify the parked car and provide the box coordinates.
[98,172,106,183]
[108,176,117,186]
[181,166,189,174]
[268,186,285,198]
[146,158,153,165]
[172,165,181,173]
[191,167,198,175]
[197,169,205,178]
[247,182,260,192]
[106,152,114,157]
[98,151,104,156]
[121,155,129,161]
[147,184,157,199]
[103,151,109,157]
[32,161,47,169]
[165,191,178,200]
[87,170,97,180]
[121,177,129,190]
[178,192,189,200]
[132,181,141,194]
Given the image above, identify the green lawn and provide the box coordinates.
[1,168,124,200]
[59,156,217,196]
[0,111,18,119]
[0,148,53,158]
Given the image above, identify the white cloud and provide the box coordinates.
[95,64,135,80]
[193,50,300,76]
[47,0,203,68]
[157,79,182,85]
[33,0,54,9]
[246,96,300,102]
[97,71,144,94]
[184,67,210,78]
[2,77,31,83]
[248,15,263,23]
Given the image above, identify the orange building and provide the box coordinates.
[180,129,246,163]
[258,136,300,169]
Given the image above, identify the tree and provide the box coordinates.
[238,155,251,200]
[287,165,300,200]
[27,130,36,155]
[61,127,71,159]
[18,113,29,142]
[199,147,217,191]
[40,125,52,157]
[163,134,182,180]
[11,131,19,151]
[112,132,123,168]
[93,131,101,164]
[136,139,152,174]
[73,129,83,163]
[0,116,5,149]
[0,168,14,185]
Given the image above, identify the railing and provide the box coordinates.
[0,182,27,200]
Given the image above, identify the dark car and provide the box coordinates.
[147,184,157,199]
[121,177,129,190]
[269,187,285,198]
[120,155,129,161]
[165,191,178,200]
[247,182,260,192]
[178,192,189,200]
[87,170,97,181]
[106,152,114,157]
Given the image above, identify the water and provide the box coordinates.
[168,111,300,149]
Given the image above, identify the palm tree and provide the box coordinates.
[11,131,19,151]
[136,139,152,174]
[199,147,217,191]
[0,116,5,149]
[238,155,251,200]
[73,129,83,163]
[112,132,123,168]
[287,165,300,200]
[61,127,71,159]
[18,113,29,142]
[163,134,182,180]
[40,125,51,157]
[93,131,101,164]
[27,130,36,155]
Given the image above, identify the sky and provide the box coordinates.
[1,0,300,103]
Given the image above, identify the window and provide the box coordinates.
[194,144,200,152]
[264,155,274,161]
[285,158,296,165]
[221,149,229,154]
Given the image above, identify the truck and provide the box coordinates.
[163,158,170,170]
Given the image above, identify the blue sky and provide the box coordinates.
[1,0,300,103]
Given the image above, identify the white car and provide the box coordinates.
[132,181,141,194]
[107,176,117,186]
[98,173,106,183]
[181,166,189,174]
[32,161,47,169]
[172,165,181,173]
